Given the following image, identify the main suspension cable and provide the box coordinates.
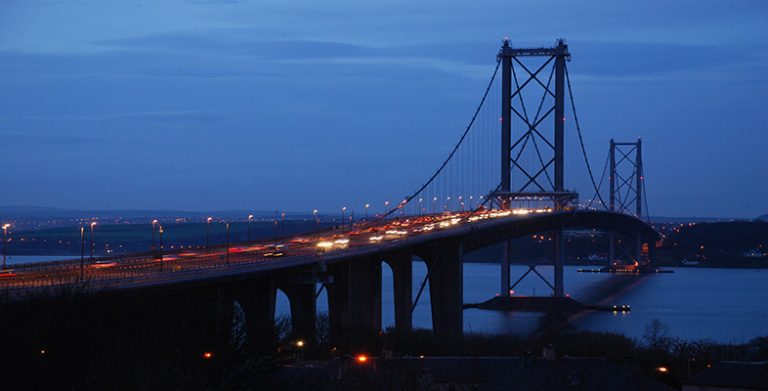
[564,63,608,209]
[374,60,502,221]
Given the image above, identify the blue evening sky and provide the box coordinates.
[0,0,766,218]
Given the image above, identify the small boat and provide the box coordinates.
[680,259,700,266]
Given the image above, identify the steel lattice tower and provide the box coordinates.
[493,39,578,211]
[609,139,644,218]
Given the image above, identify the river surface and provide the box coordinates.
[278,263,768,343]
[9,255,767,343]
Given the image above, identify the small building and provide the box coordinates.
[743,248,766,258]
[682,361,768,391]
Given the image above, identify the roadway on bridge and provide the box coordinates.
[0,208,555,296]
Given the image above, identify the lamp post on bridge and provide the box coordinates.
[364,203,370,220]
[313,209,319,239]
[158,224,164,270]
[341,207,346,232]
[2,223,11,270]
[206,217,212,248]
[225,223,230,265]
[273,211,279,245]
[247,214,253,242]
[79,226,85,279]
[151,219,158,258]
[89,222,97,259]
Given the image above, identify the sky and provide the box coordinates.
[0,0,766,218]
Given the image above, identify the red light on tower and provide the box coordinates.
[355,354,368,364]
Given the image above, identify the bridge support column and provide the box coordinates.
[384,252,412,335]
[327,257,382,346]
[280,284,316,345]
[553,224,565,297]
[420,242,463,341]
[648,239,657,266]
[227,277,276,349]
[501,241,511,297]
[608,232,615,263]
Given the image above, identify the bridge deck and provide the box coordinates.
[0,209,655,298]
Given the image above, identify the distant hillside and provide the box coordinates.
[660,221,768,263]
[0,206,306,219]
[759,214,768,222]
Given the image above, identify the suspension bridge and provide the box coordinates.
[0,39,658,344]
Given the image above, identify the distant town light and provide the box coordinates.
[355,354,368,364]
[202,352,213,360]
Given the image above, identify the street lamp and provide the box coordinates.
[313,209,319,239]
[79,226,85,279]
[273,211,279,245]
[418,198,423,216]
[158,224,164,269]
[2,223,10,270]
[341,207,347,232]
[247,214,254,242]
[364,203,370,220]
[151,219,158,258]
[89,222,97,259]
[225,223,230,265]
[296,340,305,360]
[206,217,212,248]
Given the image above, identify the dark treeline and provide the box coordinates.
[1,286,767,390]
[658,221,768,264]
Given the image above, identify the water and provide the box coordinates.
[3,254,76,265]
[12,255,768,342]
[277,263,768,343]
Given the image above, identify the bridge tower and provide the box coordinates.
[494,38,577,211]
[608,138,646,263]
[495,39,577,298]
[609,138,644,217]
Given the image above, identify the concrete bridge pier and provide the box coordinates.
[384,252,413,335]
[608,232,615,262]
[327,257,382,346]
[500,241,512,297]
[553,223,565,297]
[647,238,657,265]
[419,241,463,341]
[226,277,276,348]
[278,283,317,345]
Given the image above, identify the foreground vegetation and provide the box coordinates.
[1,288,766,390]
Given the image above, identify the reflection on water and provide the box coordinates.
[277,263,768,342]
